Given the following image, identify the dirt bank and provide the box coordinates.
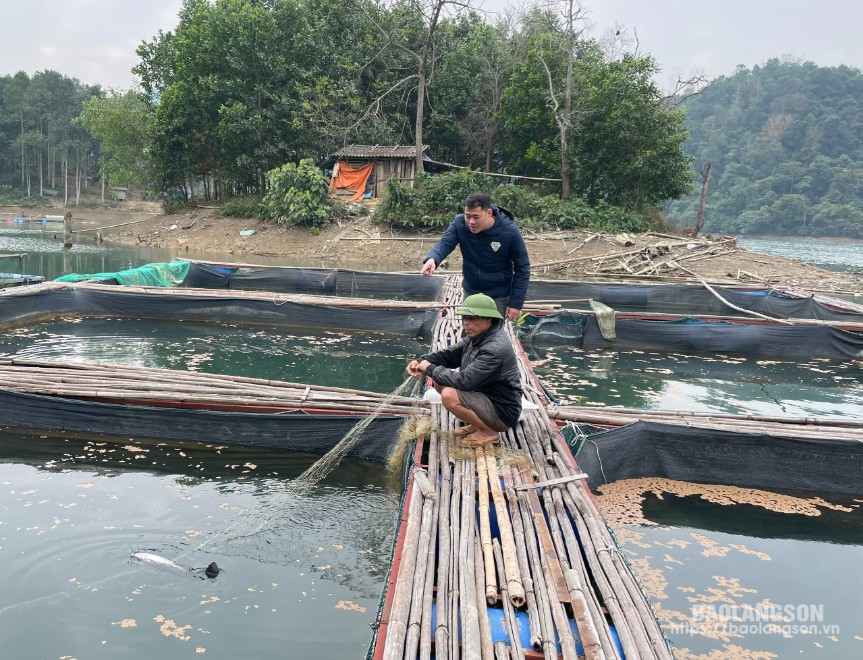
[8,203,862,293]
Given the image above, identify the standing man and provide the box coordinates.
[407,293,522,447]
[421,192,530,322]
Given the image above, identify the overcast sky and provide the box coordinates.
[3,0,862,90]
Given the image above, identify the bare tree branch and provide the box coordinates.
[663,73,712,109]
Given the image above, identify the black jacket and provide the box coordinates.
[424,206,530,309]
[421,320,522,428]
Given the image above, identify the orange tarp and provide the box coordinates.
[329,161,374,201]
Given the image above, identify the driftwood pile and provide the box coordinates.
[532,233,739,278]
[379,276,672,659]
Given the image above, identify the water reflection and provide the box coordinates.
[529,345,863,418]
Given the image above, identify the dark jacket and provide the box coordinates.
[424,206,530,309]
[421,320,522,429]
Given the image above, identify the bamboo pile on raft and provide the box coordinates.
[0,358,426,416]
[547,405,863,442]
[377,276,672,659]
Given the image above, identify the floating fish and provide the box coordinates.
[130,551,221,579]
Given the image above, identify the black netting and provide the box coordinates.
[519,311,863,359]
[527,280,863,322]
[181,263,443,301]
[0,389,405,463]
[576,421,863,495]
[0,285,438,338]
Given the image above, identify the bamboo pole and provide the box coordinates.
[546,408,863,441]
[501,462,543,650]
[493,539,527,660]
[484,449,525,607]
[69,279,437,308]
[475,445,498,605]
[448,449,462,660]
[433,409,452,660]
[382,479,424,660]
[459,459,482,660]
[511,475,557,659]
[549,404,863,429]
[403,473,437,658]
[548,483,617,658]
[473,534,495,660]
[3,357,428,402]
[553,456,670,658]
[419,424,440,660]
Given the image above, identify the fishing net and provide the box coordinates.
[180,262,444,301]
[177,378,422,563]
[527,279,863,322]
[589,299,616,340]
[286,378,417,497]
[519,311,863,359]
[576,420,863,495]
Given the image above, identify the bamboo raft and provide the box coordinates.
[0,357,425,416]
[372,276,673,659]
[547,406,863,442]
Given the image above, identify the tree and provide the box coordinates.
[79,91,152,191]
[427,13,519,169]
[357,0,478,173]
[693,161,712,237]
[500,13,692,209]
[531,0,587,199]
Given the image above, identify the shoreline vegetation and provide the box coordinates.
[4,202,860,295]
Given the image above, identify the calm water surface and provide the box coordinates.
[0,317,425,393]
[0,431,400,659]
[602,488,863,658]
[739,237,863,274]
[528,346,863,419]
[0,231,420,658]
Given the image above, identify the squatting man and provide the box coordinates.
[406,293,522,447]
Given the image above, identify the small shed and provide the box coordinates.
[329,144,430,200]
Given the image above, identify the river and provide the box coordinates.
[1,224,861,659]
[739,237,863,274]
[0,225,410,658]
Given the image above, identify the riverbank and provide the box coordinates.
[5,203,862,293]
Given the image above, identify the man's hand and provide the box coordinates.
[406,359,432,379]
[420,259,436,276]
[505,307,521,322]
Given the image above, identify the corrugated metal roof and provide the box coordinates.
[332,144,429,159]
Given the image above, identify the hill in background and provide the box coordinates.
[665,59,863,238]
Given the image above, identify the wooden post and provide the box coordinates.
[63,212,72,248]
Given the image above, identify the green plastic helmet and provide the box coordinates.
[455,293,503,319]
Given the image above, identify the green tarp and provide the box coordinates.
[55,261,190,287]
